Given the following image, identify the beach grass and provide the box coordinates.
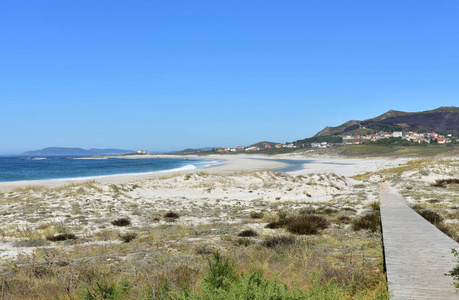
[0,171,388,299]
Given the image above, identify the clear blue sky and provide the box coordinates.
[1,1,458,154]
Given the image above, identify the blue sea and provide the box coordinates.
[0,156,223,182]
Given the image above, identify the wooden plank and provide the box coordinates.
[380,183,459,299]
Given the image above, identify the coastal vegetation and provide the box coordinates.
[368,137,427,146]
[194,143,459,158]
[452,249,459,288]
[313,106,459,137]
[294,135,343,146]
[351,157,459,242]
[3,143,457,298]
[308,144,459,158]
[111,217,132,227]
[0,172,388,299]
[352,210,381,233]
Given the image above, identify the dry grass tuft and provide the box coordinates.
[431,178,459,188]
[416,209,443,224]
[262,234,297,248]
[352,212,381,233]
[120,232,137,243]
[250,211,264,219]
[111,217,131,227]
[46,233,77,242]
[164,211,180,219]
[285,214,330,235]
[237,229,258,237]
[266,213,330,235]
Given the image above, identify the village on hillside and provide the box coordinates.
[213,130,458,153]
[215,143,297,153]
[312,131,455,148]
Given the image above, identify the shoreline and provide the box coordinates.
[0,155,289,192]
[0,156,225,183]
[0,154,408,192]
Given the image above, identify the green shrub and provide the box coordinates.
[164,211,180,219]
[352,212,381,232]
[285,214,330,235]
[194,253,389,299]
[369,201,380,212]
[262,235,297,248]
[342,207,357,212]
[111,217,131,227]
[83,279,130,300]
[417,209,443,224]
[435,222,453,236]
[250,211,264,219]
[317,207,337,215]
[265,220,286,229]
[200,270,303,300]
[234,237,255,247]
[337,215,352,224]
[451,249,459,288]
[265,214,330,235]
[237,229,258,237]
[203,252,235,290]
[120,232,137,243]
[432,178,459,188]
[412,207,457,241]
[46,233,77,242]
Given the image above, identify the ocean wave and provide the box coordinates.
[1,157,221,182]
[21,157,47,160]
[200,159,225,168]
[73,157,109,160]
[164,164,198,172]
[50,164,199,181]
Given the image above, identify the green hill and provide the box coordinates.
[314,106,459,137]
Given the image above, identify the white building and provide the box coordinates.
[137,147,147,154]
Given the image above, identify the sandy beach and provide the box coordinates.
[0,153,408,258]
[1,152,455,298]
[0,154,387,258]
[0,154,407,192]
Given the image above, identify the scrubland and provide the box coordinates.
[0,171,388,299]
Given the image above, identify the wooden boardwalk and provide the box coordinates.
[379,183,459,299]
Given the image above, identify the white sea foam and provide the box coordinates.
[52,164,199,182]
[200,159,225,168]
[73,157,108,160]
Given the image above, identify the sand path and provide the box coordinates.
[380,183,459,299]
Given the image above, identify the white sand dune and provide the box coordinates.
[0,154,407,192]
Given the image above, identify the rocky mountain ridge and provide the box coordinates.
[315,106,459,137]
